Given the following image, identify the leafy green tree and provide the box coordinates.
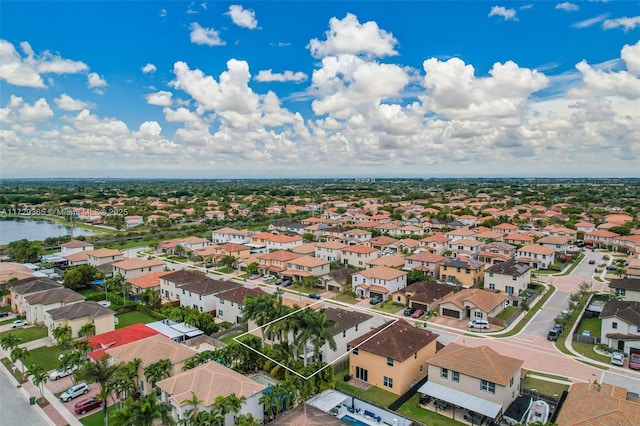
[6,239,42,263]
[220,255,236,268]
[246,262,259,276]
[140,289,161,310]
[300,275,319,289]
[63,264,100,291]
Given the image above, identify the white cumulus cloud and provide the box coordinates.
[145,91,174,106]
[603,16,640,31]
[255,69,308,83]
[555,2,579,12]
[488,6,518,21]
[87,72,108,93]
[226,5,258,29]
[307,13,398,58]
[142,63,157,74]
[19,98,54,122]
[54,94,96,111]
[189,22,225,46]
[621,41,640,76]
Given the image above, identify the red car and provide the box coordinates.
[411,309,425,318]
[588,260,595,264]
[74,397,103,415]
[629,353,640,370]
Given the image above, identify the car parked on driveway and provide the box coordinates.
[11,319,27,328]
[369,296,383,305]
[309,293,321,300]
[50,365,79,381]
[0,311,9,318]
[249,274,260,280]
[60,383,89,402]
[282,279,293,287]
[611,352,625,366]
[411,309,425,319]
[74,397,103,415]
[629,353,640,370]
[403,307,416,316]
[588,260,595,264]
[263,274,275,281]
[468,319,490,329]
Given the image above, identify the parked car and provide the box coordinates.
[0,311,9,318]
[611,352,625,366]
[11,319,27,328]
[467,319,490,329]
[282,279,293,287]
[263,274,275,281]
[588,260,595,264]
[547,329,560,341]
[74,397,103,415]
[411,309,425,319]
[369,296,383,305]
[60,383,89,402]
[403,307,416,316]
[581,330,592,337]
[606,265,618,271]
[629,353,640,370]
[309,293,321,300]
[50,365,79,381]
[552,322,564,334]
[249,274,260,280]
[274,279,283,285]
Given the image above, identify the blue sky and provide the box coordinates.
[1,1,639,178]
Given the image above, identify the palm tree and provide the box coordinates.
[0,334,21,351]
[143,358,172,394]
[76,357,120,426]
[224,393,247,418]
[72,338,92,356]
[10,346,29,376]
[293,309,316,366]
[79,322,96,338]
[26,363,48,400]
[242,295,275,348]
[236,413,260,426]
[112,393,174,426]
[180,391,204,425]
[52,325,72,347]
[259,388,282,420]
[309,309,337,362]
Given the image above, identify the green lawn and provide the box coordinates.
[115,311,156,329]
[220,331,246,346]
[28,345,71,371]
[495,306,518,321]
[372,301,404,315]
[80,405,118,426]
[0,317,17,326]
[523,376,569,398]
[335,370,397,408]
[286,284,315,295]
[396,394,464,426]
[0,305,10,313]
[0,325,48,343]
[331,293,360,304]
[577,317,602,337]
[573,342,612,364]
[1,357,26,382]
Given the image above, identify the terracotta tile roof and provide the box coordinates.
[446,229,476,237]
[315,241,348,250]
[427,343,523,386]
[537,235,571,245]
[113,257,164,270]
[258,250,304,262]
[398,238,420,248]
[212,227,242,234]
[505,233,534,242]
[493,223,519,231]
[287,255,329,268]
[473,231,504,240]
[341,244,378,254]
[215,287,267,305]
[215,242,250,252]
[587,230,620,238]
[291,243,318,254]
[348,319,439,362]
[128,271,170,289]
[86,324,160,361]
[105,334,196,367]
[271,403,348,425]
[450,238,483,247]
[407,253,447,265]
[181,236,208,244]
[358,265,407,281]
[555,382,640,426]
[420,233,451,244]
[440,288,508,313]
[516,244,554,255]
[88,248,123,258]
[24,287,85,305]
[368,255,405,268]
[63,251,90,262]
[61,240,93,249]
[156,361,266,407]
[368,236,399,246]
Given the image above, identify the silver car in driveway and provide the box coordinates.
[611,352,625,366]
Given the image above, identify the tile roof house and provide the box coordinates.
[348,319,440,395]
[515,244,555,270]
[419,343,524,422]
[477,242,516,265]
[404,252,447,277]
[555,382,640,426]
[214,286,267,325]
[211,227,250,245]
[439,257,485,288]
[86,248,124,266]
[283,255,331,281]
[484,260,531,296]
[536,235,572,254]
[157,361,266,425]
[609,278,640,302]
[315,241,348,263]
[599,300,640,356]
[351,266,408,300]
[128,271,170,295]
[318,267,359,292]
[24,287,85,324]
[45,301,115,341]
[112,257,165,280]
[9,277,63,315]
[438,288,508,323]
[160,270,220,302]
[392,281,455,312]
[448,238,484,258]
[60,240,95,256]
[271,403,348,426]
[340,245,379,268]
[584,230,621,248]
[365,236,399,251]
[418,233,452,255]
[503,233,535,246]
[492,223,520,235]
[179,278,242,314]
[86,323,160,361]
[367,254,406,269]
[105,334,197,396]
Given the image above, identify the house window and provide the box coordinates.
[475,311,483,318]
[441,368,448,379]
[182,289,185,295]
[343,331,346,338]
[387,358,394,367]
[383,376,393,388]
[466,269,470,274]
[617,289,626,296]
[353,348,359,355]
[481,380,495,393]
[414,352,418,359]
[489,283,495,290]
[220,299,224,304]
[452,371,459,382]
[355,325,358,332]
[420,365,423,372]
[510,377,514,387]
[513,275,517,281]
[612,322,618,329]
[218,309,223,316]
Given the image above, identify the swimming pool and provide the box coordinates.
[340,414,371,426]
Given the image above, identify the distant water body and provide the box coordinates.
[0,217,100,245]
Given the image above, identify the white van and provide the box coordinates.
[468,319,490,329]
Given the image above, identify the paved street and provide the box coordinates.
[0,365,51,426]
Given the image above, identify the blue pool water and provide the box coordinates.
[340,415,371,426]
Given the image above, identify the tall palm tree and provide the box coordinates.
[242,295,275,348]
[52,325,72,347]
[143,358,172,394]
[72,338,92,356]
[0,334,21,351]
[293,309,316,366]
[180,391,204,425]
[76,357,120,426]
[112,393,174,426]
[10,346,29,375]
[224,393,247,418]
[309,309,337,362]
[79,322,96,338]
[259,388,282,421]
[236,413,260,426]
[26,363,48,400]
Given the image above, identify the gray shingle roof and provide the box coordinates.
[599,300,640,325]
[609,278,640,292]
[47,301,114,321]
[485,259,531,277]
[179,279,241,296]
[24,287,85,305]
[10,277,62,295]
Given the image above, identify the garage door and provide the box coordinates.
[411,302,428,311]
[441,308,460,319]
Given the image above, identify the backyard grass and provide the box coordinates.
[80,405,118,426]
[573,342,612,364]
[220,331,246,346]
[372,301,404,315]
[0,325,48,343]
[335,370,397,408]
[523,376,570,398]
[577,317,602,337]
[0,305,10,312]
[217,267,233,274]
[396,394,465,426]
[28,345,71,371]
[115,311,156,329]
[331,293,360,304]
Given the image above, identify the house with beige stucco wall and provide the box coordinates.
[348,320,440,396]
[45,301,115,340]
[340,245,379,268]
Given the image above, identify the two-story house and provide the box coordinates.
[492,223,519,235]
[105,334,196,395]
[418,233,452,255]
[9,277,62,316]
[112,258,165,280]
[340,245,379,268]
[24,287,85,324]
[447,238,484,258]
[609,278,640,302]
[257,250,303,277]
[404,252,446,277]
[365,236,399,252]
[179,279,242,314]
[215,287,267,325]
[484,260,531,296]
[536,235,571,255]
[60,240,95,256]
[348,319,439,396]
[157,361,265,425]
[283,256,331,282]
[314,241,347,263]
[46,301,116,340]
[439,257,485,288]
[211,227,250,245]
[515,244,555,270]
[503,233,535,247]
[477,242,516,265]
[160,270,218,302]
[179,236,210,252]
[584,230,620,249]
[86,248,125,277]
[418,343,524,423]
[599,300,640,355]
[351,266,408,300]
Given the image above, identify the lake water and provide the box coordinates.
[0,218,101,245]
